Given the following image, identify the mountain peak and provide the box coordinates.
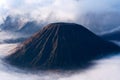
[45,22,86,30]
[5,23,120,70]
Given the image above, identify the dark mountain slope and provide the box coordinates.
[5,23,120,69]
[102,31,120,41]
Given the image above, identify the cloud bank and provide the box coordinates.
[0,0,120,34]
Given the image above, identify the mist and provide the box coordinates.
[0,1,120,80]
[0,0,120,34]
[0,43,120,80]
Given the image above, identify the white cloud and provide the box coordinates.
[1,0,120,34]
[0,0,120,21]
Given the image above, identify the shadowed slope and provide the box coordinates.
[5,23,120,69]
[102,31,120,41]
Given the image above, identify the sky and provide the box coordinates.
[0,0,79,23]
[0,0,120,21]
[0,0,120,33]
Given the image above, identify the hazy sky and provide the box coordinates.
[0,0,120,33]
[0,0,120,22]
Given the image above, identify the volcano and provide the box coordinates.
[5,23,120,69]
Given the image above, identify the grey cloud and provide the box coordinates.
[1,0,120,34]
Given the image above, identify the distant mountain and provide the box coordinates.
[5,23,120,70]
[1,16,22,31]
[0,16,42,35]
[79,12,120,34]
[102,26,120,41]
[17,21,41,35]
[2,37,27,44]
